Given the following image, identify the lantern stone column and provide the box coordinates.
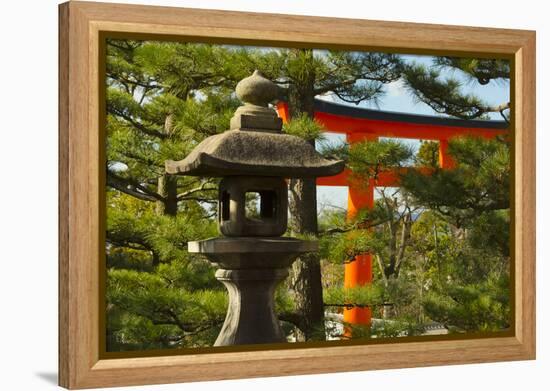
[214,268,288,345]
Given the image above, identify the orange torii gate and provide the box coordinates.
[277,99,508,326]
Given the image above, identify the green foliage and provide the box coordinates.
[323,283,386,307]
[416,141,439,168]
[401,136,510,225]
[319,229,384,265]
[255,48,403,107]
[282,113,325,141]
[404,201,511,331]
[317,207,347,233]
[348,139,413,185]
[107,191,218,264]
[402,64,492,119]
[434,57,510,85]
[423,272,510,332]
[368,318,426,338]
[132,41,249,98]
[320,51,403,104]
[468,210,510,257]
[319,140,350,162]
[107,267,227,349]
[274,285,296,314]
[326,317,425,340]
[108,268,226,325]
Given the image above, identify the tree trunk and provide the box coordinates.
[151,251,161,268]
[382,304,396,319]
[286,49,325,341]
[288,176,325,340]
[156,113,178,217]
[156,174,178,216]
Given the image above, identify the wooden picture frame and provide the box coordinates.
[58,1,536,388]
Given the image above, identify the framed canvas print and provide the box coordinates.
[58,1,536,389]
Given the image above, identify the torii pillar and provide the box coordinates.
[343,132,376,326]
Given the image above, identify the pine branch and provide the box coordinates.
[151,309,223,334]
[117,151,161,169]
[176,182,218,201]
[318,219,387,236]
[402,64,510,120]
[486,102,510,113]
[107,106,168,139]
[106,237,151,252]
[107,72,163,91]
[333,91,374,105]
[314,78,357,95]
[179,197,218,204]
[434,57,510,84]
[107,170,164,202]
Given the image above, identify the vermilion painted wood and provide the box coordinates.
[313,110,507,139]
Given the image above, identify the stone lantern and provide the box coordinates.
[166,70,344,346]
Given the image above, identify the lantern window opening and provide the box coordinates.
[245,190,277,221]
[221,190,230,221]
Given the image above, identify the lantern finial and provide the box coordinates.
[235,70,279,107]
[230,70,282,132]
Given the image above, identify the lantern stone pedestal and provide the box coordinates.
[188,237,317,345]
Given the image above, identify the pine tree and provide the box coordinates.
[250,48,404,340]
[401,136,511,332]
[105,40,265,350]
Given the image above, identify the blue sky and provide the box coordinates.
[315,53,510,212]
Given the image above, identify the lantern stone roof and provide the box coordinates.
[165,70,345,178]
[165,129,344,177]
